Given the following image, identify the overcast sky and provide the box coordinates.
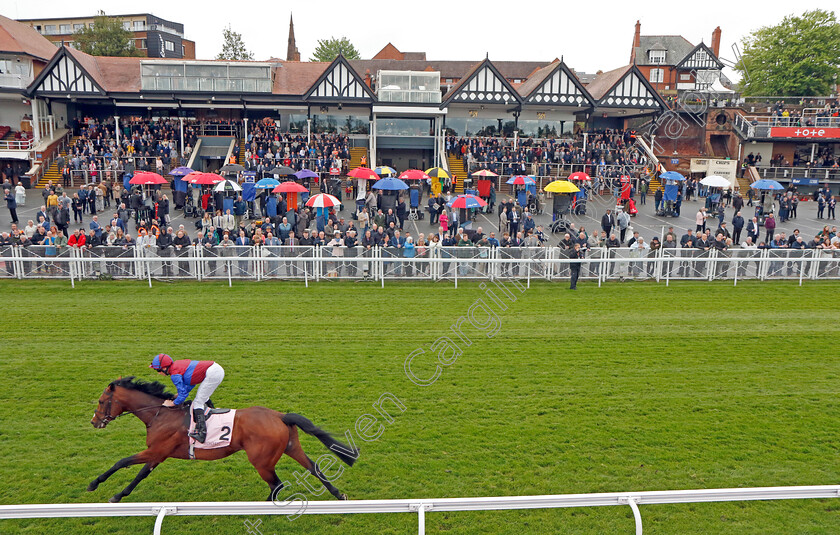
[5,0,830,81]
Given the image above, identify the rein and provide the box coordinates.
[97,392,175,426]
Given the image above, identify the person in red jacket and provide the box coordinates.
[149,354,225,443]
[68,228,86,247]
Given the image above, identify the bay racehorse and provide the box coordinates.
[89,377,356,503]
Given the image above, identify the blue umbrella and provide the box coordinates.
[254,177,280,190]
[169,166,194,177]
[750,179,784,190]
[294,169,319,180]
[372,177,408,191]
[660,171,685,182]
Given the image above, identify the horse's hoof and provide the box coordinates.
[108,495,122,503]
[339,493,348,501]
[87,481,99,492]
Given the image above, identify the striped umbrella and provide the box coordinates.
[506,175,536,186]
[374,166,397,177]
[472,169,498,177]
[567,171,591,181]
[424,167,450,179]
[214,179,242,193]
[447,194,487,209]
[399,169,431,181]
[348,167,379,180]
[305,193,341,208]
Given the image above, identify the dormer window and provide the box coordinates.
[648,50,666,64]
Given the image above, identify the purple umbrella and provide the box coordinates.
[294,169,319,180]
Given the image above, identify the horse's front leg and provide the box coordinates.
[87,453,144,492]
[109,462,160,503]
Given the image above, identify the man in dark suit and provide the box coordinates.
[601,209,614,236]
[569,242,583,290]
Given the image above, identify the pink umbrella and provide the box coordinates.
[129,171,167,185]
[273,181,309,193]
[398,169,431,181]
[185,172,224,185]
[472,169,499,177]
[347,167,379,180]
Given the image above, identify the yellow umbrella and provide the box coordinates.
[545,180,580,193]
[425,167,451,180]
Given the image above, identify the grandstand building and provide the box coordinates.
[0,14,837,191]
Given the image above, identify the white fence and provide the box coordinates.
[1,485,839,534]
[1,245,839,287]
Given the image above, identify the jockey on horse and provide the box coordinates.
[149,353,224,443]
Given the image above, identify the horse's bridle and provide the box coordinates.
[93,391,165,427]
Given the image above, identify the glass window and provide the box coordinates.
[59,24,71,34]
[650,68,664,83]
[185,64,226,77]
[73,24,84,31]
[134,21,145,30]
[142,64,184,77]
[89,23,95,28]
[648,50,666,64]
[44,25,56,35]
[376,118,433,137]
[228,65,269,78]
[123,21,131,30]
[289,114,307,133]
[165,41,175,52]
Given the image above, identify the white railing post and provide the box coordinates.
[620,497,643,535]
[152,505,175,535]
[412,503,429,535]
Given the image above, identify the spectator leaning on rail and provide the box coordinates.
[149,354,225,444]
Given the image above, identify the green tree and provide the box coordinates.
[737,9,840,96]
[72,11,142,57]
[310,37,361,62]
[216,25,254,60]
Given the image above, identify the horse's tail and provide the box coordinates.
[281,413,357,467]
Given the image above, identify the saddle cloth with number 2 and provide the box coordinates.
[189,409,236,449]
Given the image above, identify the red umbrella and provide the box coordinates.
[347,167,379,180]
[272,181,308,193]
[398,169,431,181]
[568,171,591,181]
[185,172,223,185]
[129,171,167,185]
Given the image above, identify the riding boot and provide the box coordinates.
[189,408,207,443]
[206,399,215,409]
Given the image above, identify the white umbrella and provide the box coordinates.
[700,175,731,188]
[214,179,242,193]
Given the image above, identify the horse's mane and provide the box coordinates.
[110,376,175,400]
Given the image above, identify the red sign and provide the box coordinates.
[770,127,840,139]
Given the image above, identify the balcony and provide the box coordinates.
[0,72,34,89]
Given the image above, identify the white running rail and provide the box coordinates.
[1,485,839,535]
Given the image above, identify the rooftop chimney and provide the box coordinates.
[711,26,721,57]
[631,20,641,63]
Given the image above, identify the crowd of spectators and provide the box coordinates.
[243,120,349,176]
[447,129,647,178]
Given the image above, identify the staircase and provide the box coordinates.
[738,166,759,192]
[648,176,662,192]
[37,136,78,189]
[349,146,368,170]
[238,139,246,165]
[447,153,465,193]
